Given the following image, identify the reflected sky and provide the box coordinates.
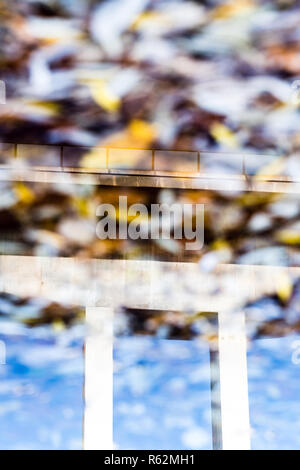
[0,322,84,450]
[0,322,299,449]
[114,337,213,450]
[248,335,300,450]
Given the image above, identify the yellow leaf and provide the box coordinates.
[237,192,275,207]
[211,239,230,250]
[211,122,238,148]
[276,229,300,245]
[100,120,157,149]
[276,273,293,303]
[255,157,285,179]
[14,183,35,204]
[24,100,60,117]
[213,0,255,19]
[131,11,162,30]
[52,320,65,332]
[88,80,120,112]
[81,148,107,169]
[129,119,156,143]
[74,197,94,217]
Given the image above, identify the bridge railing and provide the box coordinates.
[0,142,297,182]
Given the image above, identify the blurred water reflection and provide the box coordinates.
[0,318,299,450]
[114,337,213,450]
[248,335,300,450]
[0,321,84,450]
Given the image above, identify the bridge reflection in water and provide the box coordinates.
[0,146,299,450]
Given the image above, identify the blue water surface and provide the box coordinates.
[0,322,84,450]
[248,335,300,450]
[0,319,299,450]
[114,337,213,450]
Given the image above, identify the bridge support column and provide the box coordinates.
[84,307,114,450]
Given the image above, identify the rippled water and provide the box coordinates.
[114,337,213,450]
[0,319,299,449]
[248,336,300,450]
[0,321,84,450]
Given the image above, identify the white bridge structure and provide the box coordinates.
[0,143,299,450]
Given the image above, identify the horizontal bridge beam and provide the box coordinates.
[0,167,299,193]
[0,256,299,310]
